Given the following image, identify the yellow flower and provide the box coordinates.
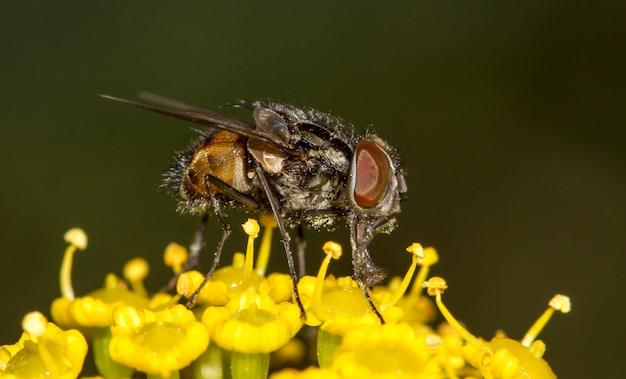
[51,273,151,329]
[202,287,302,354]
[331,322,440,379]
[51,229,156,330]
[59,228,88,301]
[48,229,187,379]
[270,366,340,379]
[15,221,571,378]
[0,312,87,379]
[302,274,382,331]
[298,242,384,331]
[123,257,150,297]
[432,323,467,376]
[201,286,302,379]
[299,242,427,368]
[177,219,292,307]
[381,245,439,325]
[303,241,428,332]
[163,242,189,275]
[425,277,570,378]
[108,304,209,378]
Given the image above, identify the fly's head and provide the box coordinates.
[348,134,407,287]
[350,136,406,216]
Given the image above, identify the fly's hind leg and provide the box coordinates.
[161,212,209,292]
[186,194,230,307]
[184,174,259,307]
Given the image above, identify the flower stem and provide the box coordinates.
[230,351,269,379]
[92,327,134,379]
[147,372,179,379]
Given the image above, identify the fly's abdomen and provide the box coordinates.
[182,131,254,201]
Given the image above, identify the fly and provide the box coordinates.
[98,93,407,322]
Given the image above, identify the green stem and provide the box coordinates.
[317,328,343,369]
[147,371,179,379]
[230,351,269,379]
[92,327,134,379]
[193,343,224,379]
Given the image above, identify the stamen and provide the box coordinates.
[521,294,571,347]
[60,228,88,300]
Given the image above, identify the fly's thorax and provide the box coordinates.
[270,136,352,213]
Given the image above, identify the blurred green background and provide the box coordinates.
[1,2,624,377]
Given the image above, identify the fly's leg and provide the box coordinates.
[355,273,384,324]
[254,165,306,319]
[161,213,209,292]
[186,175,232,308]
[186,213,209,271]
[296,224,307,277]
[348,215,385,324]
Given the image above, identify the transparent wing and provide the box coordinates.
[98,93,289,149]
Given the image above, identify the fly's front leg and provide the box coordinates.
[348,215,385,324]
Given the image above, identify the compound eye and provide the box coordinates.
[354,140,391,208]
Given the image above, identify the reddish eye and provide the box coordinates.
[354,140,391,208]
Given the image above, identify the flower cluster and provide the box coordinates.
[0,221,570,379]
